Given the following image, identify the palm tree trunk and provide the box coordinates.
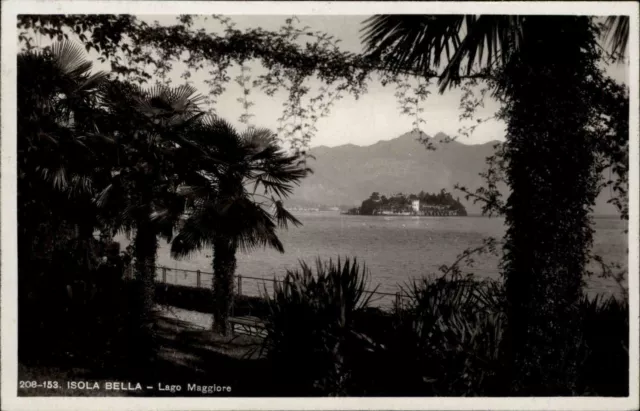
[212,236,237,335]
[129,218,159,364]
[133,220,158,321]
[500,16,600,394]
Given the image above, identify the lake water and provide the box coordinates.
[116,213,628,306]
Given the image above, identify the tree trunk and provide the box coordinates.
[212,237,237,335]
[500,16,601,394]
[133,220,158,324]
[128,218,159,365]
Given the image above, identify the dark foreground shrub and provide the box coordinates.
[349,275,508,396]
[576,295,629,396]
[152,264,629,397]
[18,251,159,373]
[262,257,379,395]
[353,276,629,397]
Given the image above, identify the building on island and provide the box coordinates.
[411,200,420,213]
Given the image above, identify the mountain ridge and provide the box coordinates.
[290,131,618,215]
[311,135,502,151]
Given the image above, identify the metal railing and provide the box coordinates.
[144,264,409,311]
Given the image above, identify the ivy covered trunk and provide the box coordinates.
[212,237,237,335]
[500,16,601,394]
[131,216,159,363]
[133,219,159,315]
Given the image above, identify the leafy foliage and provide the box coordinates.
[396,277,506,395]
[258,256,626,396]
[262,257,379,395]
[17,15,479,152]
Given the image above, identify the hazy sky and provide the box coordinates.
[46,15,630,148]
[144,15,504,147]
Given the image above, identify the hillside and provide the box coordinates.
[288,131,619,215]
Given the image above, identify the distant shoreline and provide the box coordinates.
[289,210,624,220]
[340,213,466,217]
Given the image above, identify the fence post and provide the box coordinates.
[162,267,167,283]
[197,270,201,288]
[237,275,242,296]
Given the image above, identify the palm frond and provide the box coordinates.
[361,15,524,92]
[95,183,115,208]
[234,201,285,253]
[361,15,465,74]
[68,174,93,196]
[603,16,629,59]
[201,115,244,148]
[50,41,109,95]
[273,200,303,229]
[439,16,523,91]
[99,80,145,113]
[251,151,308,199]
[253,173,295,198]
[77,71,110,93]
[170,215,211,258]
[135,84,205,123]
[52,166,68,191]
[51,41,92,77]
[152,187,187,221]
[241,127,277,149]
[177,183,216,203]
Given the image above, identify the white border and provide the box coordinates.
[2,2,639,410]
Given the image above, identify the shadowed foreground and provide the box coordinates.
[19,307,274,397]
[19,273,628,397]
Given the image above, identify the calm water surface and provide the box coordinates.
[118,213,628,303]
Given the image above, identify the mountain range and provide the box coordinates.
[288,131,619,216]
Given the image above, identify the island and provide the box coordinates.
[345,189,467,216]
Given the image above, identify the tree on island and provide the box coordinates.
[356,189,467,215]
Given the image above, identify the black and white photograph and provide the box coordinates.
[1,2,638,410]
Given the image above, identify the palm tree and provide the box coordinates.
[18,41,112,244]
[361,15,629,394]
[17,41,114,358]
[17,41,115,280]
[95,82,206,319]
[171,116,309,335]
